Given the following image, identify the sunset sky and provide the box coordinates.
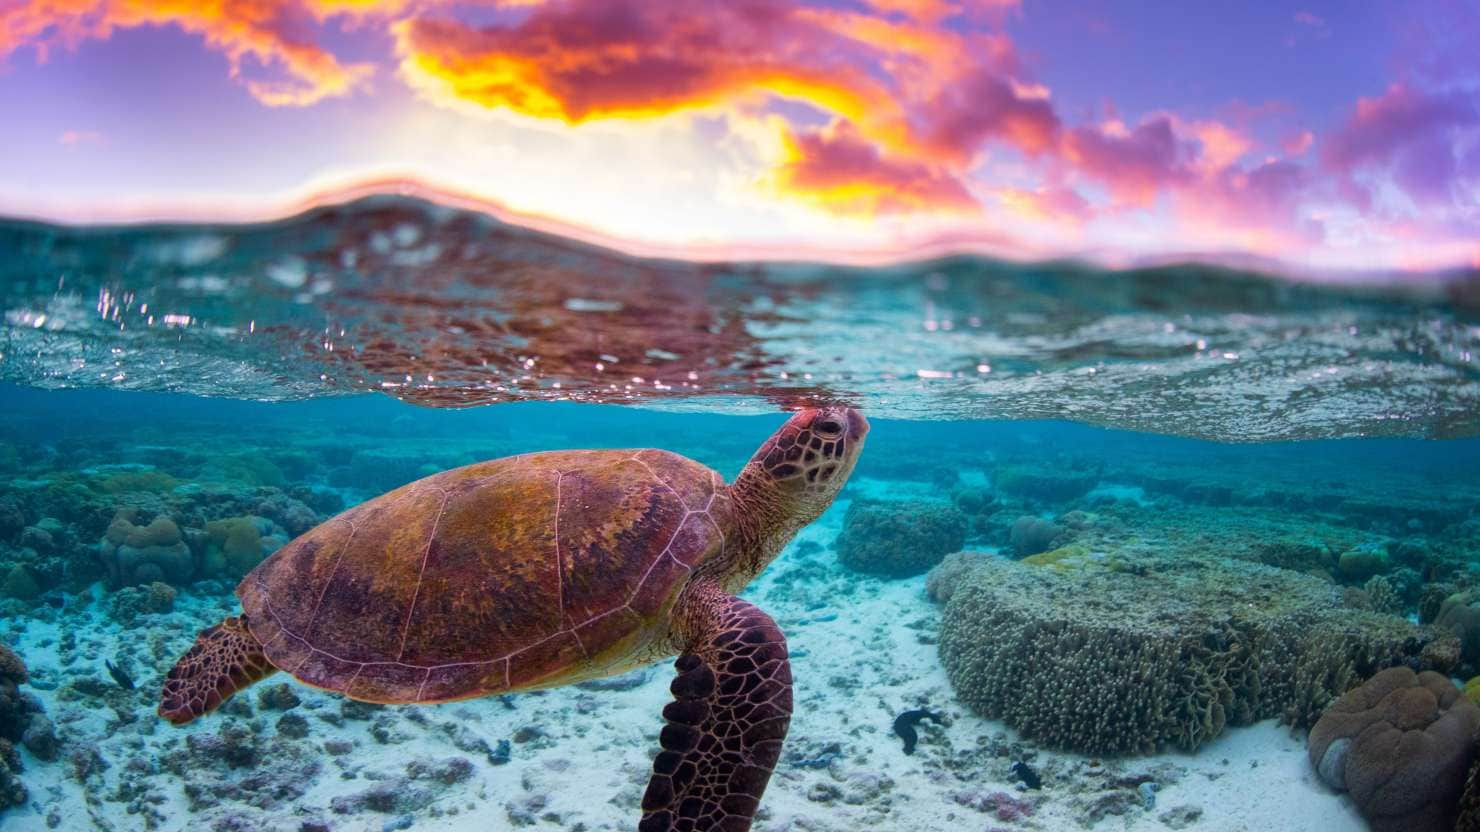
[1,0,1477,272]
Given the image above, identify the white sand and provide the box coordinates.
[2,487,1367,831]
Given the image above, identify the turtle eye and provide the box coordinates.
[814,418,844,437]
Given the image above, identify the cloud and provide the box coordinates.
[393,2,896,127]
[770,121,977,216]
[1322,83,1479,208]
[391,0,1062,217]
[57,129,105,146]
[0,0,376,106]
[990,185,1090,224]
[1060,116,1195,205]
[918,66,1060,163]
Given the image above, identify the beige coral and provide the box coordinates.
[932,554,1455,755]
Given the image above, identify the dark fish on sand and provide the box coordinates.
[1011,760,1042,790]
[893,708,944,755]
[105,660,135,690]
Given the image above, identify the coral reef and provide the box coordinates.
[993,463,1099,504]
[107,581,178,626]
[1308,667,1480,832]
[1,643,55,813]
[1337,542,1389,581]
[98,511,193,586]
[1458,757,1480,832]
[931,553,1454,755]
[1437,592,1480,674]
[834,499,967,578]
[1008,515,1064,557]
[204,516,274,579]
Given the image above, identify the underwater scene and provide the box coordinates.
[1,199,1478,832]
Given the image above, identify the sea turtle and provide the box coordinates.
[159,407,868,831]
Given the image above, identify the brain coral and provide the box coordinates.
[98,512,192,587]
[835,499,967,578]
[1308,666,1480,832]
[1436,592,1480,674]
[932,554,1455,755]
[1009,515,1064,557]
[205,516,269,579]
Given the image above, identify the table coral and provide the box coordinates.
[932,554,1455,755]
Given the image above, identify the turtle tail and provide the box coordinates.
[158,615,278,725]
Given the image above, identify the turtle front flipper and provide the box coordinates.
[158,616,278,725]
[641,582,793,832]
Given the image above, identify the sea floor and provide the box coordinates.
[2,478,1367,832]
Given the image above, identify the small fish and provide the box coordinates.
[41,592,66,609]
[104,660,135,690]
[893,708,944,755]
[1011,760,1042,790]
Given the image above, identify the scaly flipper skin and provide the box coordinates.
[158,616,277,725]
[641,582,793,832]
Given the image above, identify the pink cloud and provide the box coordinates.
[1282,129,1315,155]
[1060,116,1194,205]
[1322,83,1479,208]
[918,66,1060,163]
[58,129,105,146]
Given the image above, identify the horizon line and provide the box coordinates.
[0,174,1471,284]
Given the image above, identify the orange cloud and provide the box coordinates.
[392,4,905,134]
[391,0,1066,218]
[771,121,978,216]
[0,0,376,106]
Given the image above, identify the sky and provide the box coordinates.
[0,0,1477,273]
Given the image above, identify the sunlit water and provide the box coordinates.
[2,197,1479,831]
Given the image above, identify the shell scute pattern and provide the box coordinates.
[240,449,726,703]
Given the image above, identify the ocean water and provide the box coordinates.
[1,196,1479,832]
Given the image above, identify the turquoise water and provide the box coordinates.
[2,198,1480,831]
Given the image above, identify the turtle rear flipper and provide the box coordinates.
[641,583,793,832]
[158,616,277,725]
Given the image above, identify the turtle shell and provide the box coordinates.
[237,449,730,704]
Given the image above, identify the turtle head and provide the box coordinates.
[746,406,868,518]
